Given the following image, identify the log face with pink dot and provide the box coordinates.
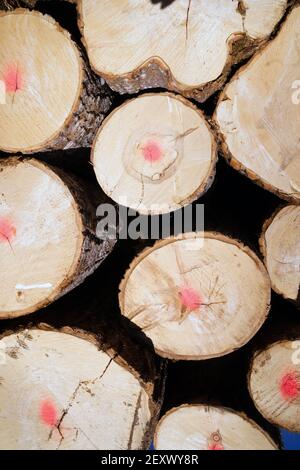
[0,158,83,319]
[249,340,300,433]
[154,404,277,450]
[92,93,217,215]
[119,232,271,360]
[0,10,82,153]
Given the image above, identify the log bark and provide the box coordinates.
[215,4,300,203]
[0,323,165,449]
[260,205,300,307]
[119,232,271,360]
[78,0,289,103]
[0,9,112,154]
[92,93,217,215]
[154,404,278,450]
[246,299,300,434]
[0,156,115,319]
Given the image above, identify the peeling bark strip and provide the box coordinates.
[0,9,112,154]
[0,157,115,320]
[119,232,271,360]
[260,205,300,307]
[215,5,300,203]
[92,93,217,215]
[248,339,300,433]
[0,327,160,450]
[154,405,278,450]
[78,0,288,102]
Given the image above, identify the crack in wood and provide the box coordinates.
[236,1,248,34]
[175,126,198,142]
[48,355,117,449]
[127,390,142,450]
[185,0,192,42]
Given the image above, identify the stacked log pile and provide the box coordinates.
[0,0,299,450]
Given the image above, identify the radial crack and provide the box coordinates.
[185,0,192,42]
[49,356,117,448]
[127,390,142,450]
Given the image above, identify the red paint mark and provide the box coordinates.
[179,286,202,311]
[2,63,23,94]
[280,371,300,401]
[40,399,58,427]
[208,443,224,450]
[142,141,162,163]
[0,217,16,244]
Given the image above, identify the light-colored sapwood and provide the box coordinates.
[119,232,271,360]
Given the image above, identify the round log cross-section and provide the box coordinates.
[119,232,271,360]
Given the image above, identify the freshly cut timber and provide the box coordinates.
[78,0,288,102]
[260,205,300,306]
[0,9,112,153]
[154,405,278,450]
[119,232,271,360]
[0,157,115,319]
[0,326,157,449]
[248,339,300,432]
[215,5,300,203]
[92,93,217,215]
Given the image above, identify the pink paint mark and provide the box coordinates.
[208,443,224,450]
[142,141,162,163]
[0,217,16,244]
[40,399,58,427]
[3,63,23,94]
[280,371,300,401]
[179,286,202,311]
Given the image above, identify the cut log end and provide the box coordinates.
[79,0,288,101]
[248,339,300,433]
[0,157,114,319]
[0,327,152,450]
[154,405,278,450]
[119,232,271,360]
[92,93,216,215]
[260,205,300,306]
[215,5,300,203]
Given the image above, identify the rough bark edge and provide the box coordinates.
[91,92,218,216]
[0,8,112,154]
[0,156,116,320]
[259,205,300,307]
[0,323,166,450]
[247,338,300,433]
[77,0,289,103]
[154,403,279,450]
[212,4,300,204]
[41,48,113,153]
[119,231,271,360]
